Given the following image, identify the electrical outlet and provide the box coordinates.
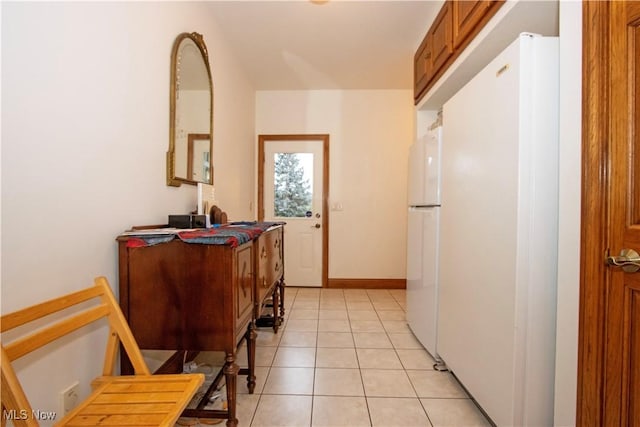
[59,381,79,415]
[183,361,199,373]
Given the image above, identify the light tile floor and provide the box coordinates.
[168,288,493,427]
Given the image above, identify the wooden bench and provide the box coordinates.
[1,277,204,426]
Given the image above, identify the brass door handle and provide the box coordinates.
[312,223,321,229]
[606,249,640,273]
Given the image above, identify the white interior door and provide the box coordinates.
[263,140,324,287]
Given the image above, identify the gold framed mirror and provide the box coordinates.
[167,32,213,187]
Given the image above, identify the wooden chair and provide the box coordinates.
[1,276,204,426]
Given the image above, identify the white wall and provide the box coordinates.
[554,1,582,426]
[1,1,255,420]
[256,90,414,279]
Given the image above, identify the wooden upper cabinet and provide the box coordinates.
[414,0,504,104]
[429,1,454,77]
[414,35,433,101]
[453,1,492,48]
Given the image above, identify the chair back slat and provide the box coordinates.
[1,286,104,333]
[4,304,110,362]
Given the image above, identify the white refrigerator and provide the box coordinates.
[406,123,442,361]
[438,34,558,426]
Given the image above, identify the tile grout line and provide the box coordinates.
[255,288,446,426]
[309,295,320,427]
[360,293,374,427]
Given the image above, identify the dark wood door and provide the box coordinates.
[580,2,640,425]
[606,2,640,424]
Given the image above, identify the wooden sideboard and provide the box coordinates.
[117,223,284,427]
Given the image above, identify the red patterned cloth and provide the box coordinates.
[124,222,283,248]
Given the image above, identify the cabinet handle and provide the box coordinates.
[275,262,280,272]
[274,240,280,249]
[261,246,267,259]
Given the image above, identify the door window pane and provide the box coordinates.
[273,153,313,217]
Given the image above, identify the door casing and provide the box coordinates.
[258,134,330,288]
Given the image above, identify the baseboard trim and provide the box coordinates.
[326,278,406,289]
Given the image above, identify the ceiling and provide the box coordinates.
[206,0,444,90]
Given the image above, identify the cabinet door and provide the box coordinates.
[267,228,284,286]
[452,0,492,48]
[255,228,284,309]
[256,233,270,307]
[235,244,254,337]
[430,1,453,77]
[414,35,433,101]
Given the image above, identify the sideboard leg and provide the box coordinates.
[223,353,239,427]
[246,321,257,393]
[279,279,286,321]
[272,286,280,333]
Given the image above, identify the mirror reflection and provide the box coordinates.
[168,32,213,186]
[187,133,211,182]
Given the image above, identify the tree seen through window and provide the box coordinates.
[274,153,312,217]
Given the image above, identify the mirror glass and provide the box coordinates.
[167,32,213,186]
